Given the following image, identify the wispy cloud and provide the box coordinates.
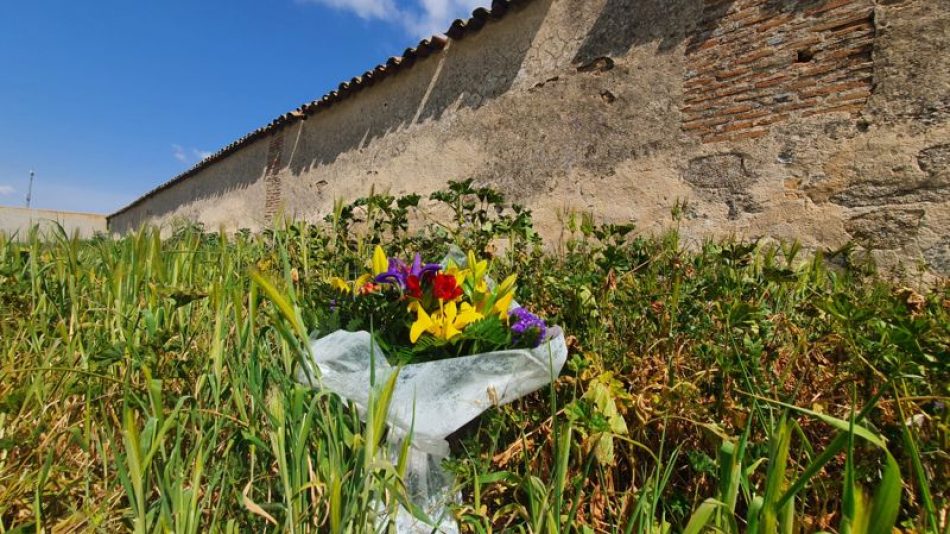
[0,185,14,196]
[301,0,485,37]
[172,144,189,163]
[313,0,397,19]
[172,144,213,164]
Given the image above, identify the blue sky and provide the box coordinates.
[0,0,485,213]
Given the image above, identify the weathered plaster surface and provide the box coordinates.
[113,135,272,232]
[108,0,950,278]
[0,206,106,239]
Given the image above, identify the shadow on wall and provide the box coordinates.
[120,0,855,231]
[287,0,555,174]
[109,139,271,231]
[574,0,832,64]
[115,2,558,229]
[289,0,845,176]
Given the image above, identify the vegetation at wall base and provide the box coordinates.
[1,182,947,532]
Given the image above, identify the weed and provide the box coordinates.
[0,185,946,532]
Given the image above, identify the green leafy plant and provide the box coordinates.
[0,183,945,532]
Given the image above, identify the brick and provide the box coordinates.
[800,79,869,98]
[752,113,790,127]
[712,82,756,100]
[684,0,876,141]
[755,13,794,33]
[811,11,873,33]
[688,37,720,55]
[791,66,860,90]
[816,38,875,58]
[724,35,766,54]
[825,22,874,41]
[755,74,789,89]
[732,12,772,31]
[683,91,727,106]
[716,118,757,133]
[806,0,860,16]
[734,89,771,103]
[684,76,724,91]
[682,114,733,131]
[775,98,819,113]
[747,54,794,72]
[797,61,843,79]
[716,65,752,81]
[825,87,872,105]
[263,133,285,222]
[721,103,756,115]
[779,35,822,52]
[732,108,773,121]
[702,128,769,144]
[802,102,866,117]
[736,48,774,65]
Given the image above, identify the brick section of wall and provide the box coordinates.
[683,0,875,144]
[263,131,285,222]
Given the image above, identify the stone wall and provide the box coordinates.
[0,206,106,240]
[108,0,950,277]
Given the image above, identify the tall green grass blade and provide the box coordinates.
[893,385,938,532]
[866,451,901,534]
[682,498,722,534]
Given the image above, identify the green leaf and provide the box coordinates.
[867,452,902,534]
[753,397,887,449]
[683,498,723,534]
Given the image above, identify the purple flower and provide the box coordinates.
[509,307,546,348]
[410,253,442,279]
[375,257,409,287]
[375,253,441,288]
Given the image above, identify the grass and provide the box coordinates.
[0,185,947,532]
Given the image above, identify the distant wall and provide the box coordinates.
[109,0,950,278]
[0,206,107,239]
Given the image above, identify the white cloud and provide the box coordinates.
[172,144,188,163]
[403,0,485,37]
[0,185,14,196]
[312,0,397,20]
[172,144,212,164]
[302,0,485,37]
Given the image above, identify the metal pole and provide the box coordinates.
[25,170,34,208]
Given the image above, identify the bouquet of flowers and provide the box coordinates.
[324,246,548,364]
[300,246,566,531]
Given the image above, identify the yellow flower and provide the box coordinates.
[440,301,483,340]
[330,277,351,293]
[496,274,517,295]
[493,290,515,318]
[329,273,372,295]
[372,245,388,276]
[409,302,434,343]
[492,274,518,318]
[409,300,483,343]
[467,250,490,293]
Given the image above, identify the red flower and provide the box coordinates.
[432,273,462,301]
[406,275,422,299]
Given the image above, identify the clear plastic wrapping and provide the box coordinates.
[297,327,568,532]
